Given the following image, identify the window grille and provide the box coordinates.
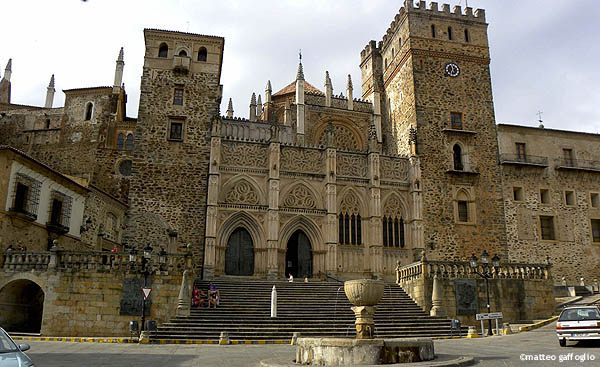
[49,190,72,228]
[382,216,405,248]
[117,133,125,149]
[338,212,362,245]
[125,134,134,150]
[11,173,41,217]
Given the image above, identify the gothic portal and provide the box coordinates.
[285,230,313,278]
[225,228,254,276]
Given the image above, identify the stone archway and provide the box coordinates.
[0,279,44,333]
[225,227,255,276]
[285,230,313,278]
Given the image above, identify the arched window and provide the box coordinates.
[116,133,125,149]
[431,24,436,38]
[338,193,362,246]
[178,49,188,57]
[198,47,207,62]
[399,38,402,48]
[385,58,388,69]
[125,134,134,150]
[382,196,406,248]
[158,43,168,58]
[453,144,464,171]
[45,119,50,129]
[391,48,395,58]
[119,160,132,176]
[448,27,453,40]
[464,29,470,43]
[84,102,93,121]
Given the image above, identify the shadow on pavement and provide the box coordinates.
[29,353,198,367]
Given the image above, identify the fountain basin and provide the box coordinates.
[344,279,385,306]
[295,337,434,366]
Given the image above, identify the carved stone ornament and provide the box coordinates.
[383,195,404,217]
[340,192,361,214]
[282,185,317,209]
[280,147,323,174]
[317,123,362,151]
[221,142,268,168]
[337,153,367,177]
[224,180,259,205]
[381,157,409,181]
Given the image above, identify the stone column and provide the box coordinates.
[203,122,221,278]
[368,146,382,277]
[267,140,281,279]
[352,306,377,339]
[430,274,446,317]
[409,155,424,255]
[325,147,338,276]
[176,270,192,317]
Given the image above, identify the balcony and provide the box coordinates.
[500,154,548,167]
[7,207,37,222]
[556,158,600,173]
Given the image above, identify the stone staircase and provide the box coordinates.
[148,279,467,341]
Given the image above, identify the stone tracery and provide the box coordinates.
[224,180,259,205]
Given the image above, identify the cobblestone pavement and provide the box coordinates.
[23,323,600,367]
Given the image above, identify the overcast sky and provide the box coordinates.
[2,0,599,133]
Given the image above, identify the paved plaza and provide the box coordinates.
[23,323,600,367]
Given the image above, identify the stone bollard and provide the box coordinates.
[503,323,512,335]
[467,326,479,338]
[291,332,301,345]
[219,331,230,345]
[176,270,191,317]
[430,274,446,317]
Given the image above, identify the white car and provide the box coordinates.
[556,306,600,347]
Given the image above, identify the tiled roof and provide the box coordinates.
[273,80,323,97]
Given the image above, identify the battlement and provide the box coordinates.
[360,40,381,65]
[377,1,486,52]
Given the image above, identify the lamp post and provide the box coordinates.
[469,250,500,336]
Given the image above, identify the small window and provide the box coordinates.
[173,88,184,105]
[513,187,523,201]
[125,134,134,150]
[13,183,29,213]
[48,191,72,228]
[592,219,600,242]
[198,47,207,62]
[591,193,600,208]
[84,102,93,121]
[448,27,453,40]
[399,38,402,48]
[49,198,63,225]
[464,29,470,43]
[451,112,463,129]
[540,189,550,204]
[45,119,51,129]
[117,133,125,149]
[565,191,575,206]
[158,43,168,58]
[119,160,132,176]
[563,148,574,167]
[385,58,388,69]
[453,144,464,171]
[457,201,468,222]
[169,121,183,141]
[516,143,527,161]
[540,216,555,240]
[178,50,188,57]
[392,48,395,58]
[431,24,436,38]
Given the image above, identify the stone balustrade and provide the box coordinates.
[221,119,293,144]
[2,250,191,274]
[397,259,551,283]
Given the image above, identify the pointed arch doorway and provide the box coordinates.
[286,230,313,278]
[225,227,254,276]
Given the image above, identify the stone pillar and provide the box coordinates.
[409,155,424,254]
[203,122,221,278]
[351,306,377,339]
[368,140,382,277]
[430,274,446,317]
[249,93,257,122]
[176,270,192,317]
[325,147,338,276]
[267,140,281,279]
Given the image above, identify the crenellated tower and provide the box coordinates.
[361,1,506,261]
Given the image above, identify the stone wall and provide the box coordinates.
[399,260,554,326]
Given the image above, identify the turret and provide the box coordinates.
[265,80,272,103]
[113,47,124,93]
[44,74,55,108]
[257,94,263,120]
[226,98,234,118]
[295,57,305,143]
[263,80,273,121]
[347,74,354,110]
[249,92,257,122]
[284,100,291,126]
[324,71,333,107]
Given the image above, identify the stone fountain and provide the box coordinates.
[295,279,435,366]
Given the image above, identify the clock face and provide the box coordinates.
[445,62,460,77]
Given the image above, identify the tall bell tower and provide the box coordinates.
[126,29,224,258]
[361,1,507,261]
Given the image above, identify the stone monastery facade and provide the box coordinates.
[0,1,598,284]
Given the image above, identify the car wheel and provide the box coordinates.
[559,338,566,347]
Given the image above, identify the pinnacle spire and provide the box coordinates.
[266,80,272,92]
[3,59,12,82]
[325,71,332,87]
[296,51,305,81]
[117,47,124,62]
[48,74,55,88]
[347,74,353,89]
[250,92,257,105]
[226,98,234,118]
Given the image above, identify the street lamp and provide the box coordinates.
[469,251,500,336]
